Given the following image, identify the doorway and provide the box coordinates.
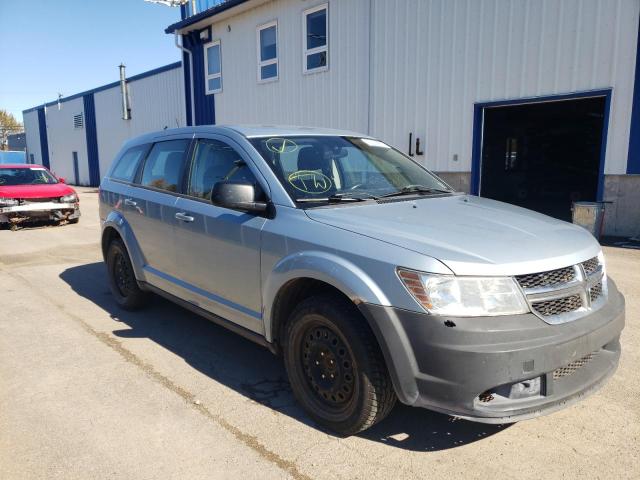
[473,92,610,221]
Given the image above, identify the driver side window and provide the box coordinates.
[188,139,258,200]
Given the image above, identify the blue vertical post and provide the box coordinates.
[83,93,101,186]
[37,107,50,168]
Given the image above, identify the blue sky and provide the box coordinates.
[0,0,181,122]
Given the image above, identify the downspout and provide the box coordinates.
[175,32,196,126]
[367,0,373,135]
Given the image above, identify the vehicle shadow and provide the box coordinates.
[59,262,509,452]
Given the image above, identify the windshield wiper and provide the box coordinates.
[378,185,452,199]
[296,192,375,204]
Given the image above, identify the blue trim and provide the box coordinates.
[83,94,101,187]
[470,89,613,200]
[183,30,215,126]
[470,106,483,195]
[144,266,262,319]
[627,14,640,173]
[165,0,249,34]
[182,50,193,126]
[36,107,50,168]
[598,93,612,200]
[72,151,80,186]
[180,4,187,20]
[23,62,182,115]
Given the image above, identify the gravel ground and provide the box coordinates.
[1,187,638,479]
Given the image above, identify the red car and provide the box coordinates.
[0,164,80,229]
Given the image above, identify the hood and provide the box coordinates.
[304,195,601,276]
[0,183,75,199]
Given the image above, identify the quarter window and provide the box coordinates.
[140,140,190,193]
[257,21,278,82]
[205,40,222,94]
[110,144,149,182]
[303,4,328,73]
[188,139,258,200]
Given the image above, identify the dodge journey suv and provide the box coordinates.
[99,126,624,435]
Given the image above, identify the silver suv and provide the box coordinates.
[99,126,624,435]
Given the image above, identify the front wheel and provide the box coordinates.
[283,294,396,435]
[106,238,149,310]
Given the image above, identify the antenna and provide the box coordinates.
[143,0,189,7]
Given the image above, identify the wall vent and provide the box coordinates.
[73,113,84,129]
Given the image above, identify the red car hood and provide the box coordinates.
[0,183,76,199]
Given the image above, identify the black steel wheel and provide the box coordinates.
[301,323,357,409]
[106,238,149,310]
[284,294,396,435]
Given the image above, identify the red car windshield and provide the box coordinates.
[0,167,59,186]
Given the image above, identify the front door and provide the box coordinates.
[123,138,190,294]
[174,137,267,333]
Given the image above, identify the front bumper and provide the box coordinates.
[358,279,625,423]
[0,202,80,223]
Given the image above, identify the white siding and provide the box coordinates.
[368,0,640,174]
[211,0,370,133]
[22,110,41,165]
[94,67,185,177]
[45,97,90,184]
[199,0,639,175]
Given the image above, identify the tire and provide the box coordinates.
[106,238,149,310]
[283,294,396,435]
[68,218,79,224]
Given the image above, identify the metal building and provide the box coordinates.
[166,0,640,236]
[23,63,185,186]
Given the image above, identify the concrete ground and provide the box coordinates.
[1,187,638,479]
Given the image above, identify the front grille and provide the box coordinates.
[553,352,597,380]
[516,266,575,290]
[582,257,600,276]
[531,294,582,317]
[21,197,58,204]
[590,282,603,302]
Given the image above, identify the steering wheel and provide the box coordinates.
[349,183,364,190]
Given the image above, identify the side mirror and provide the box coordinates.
[211,181,268,214]
[58,177,66,184]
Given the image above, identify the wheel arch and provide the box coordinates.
[263,251,420,405]
[263,251,391,345]
[101,211,146,281]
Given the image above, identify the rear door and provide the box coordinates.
[123,138,191,294]
[173,136,267,333]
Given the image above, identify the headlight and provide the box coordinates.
[397,268,530,317]
[0,197,19,207]
[60,193,78,203]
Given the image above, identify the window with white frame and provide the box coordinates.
[257,21,278,82]
[205,40,222,94]
[303,4,328,73]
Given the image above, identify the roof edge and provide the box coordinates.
[165,0,250,34]
[22,62,182,116]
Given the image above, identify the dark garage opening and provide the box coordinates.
[478,96,606,221]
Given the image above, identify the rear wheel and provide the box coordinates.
[106,238,148,310]
[283,294,396,435]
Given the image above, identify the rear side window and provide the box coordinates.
[111,145,149,182]
[140,140,190,193]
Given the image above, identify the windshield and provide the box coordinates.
[0,167,59,186]
[249,136,452,204]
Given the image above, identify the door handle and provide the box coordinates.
[124,198,137,207]
[175,212,195,222]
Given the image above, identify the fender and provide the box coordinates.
[262,250,422,404]
[262,250,391,341]
[102,210,148,283]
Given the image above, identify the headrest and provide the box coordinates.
[297,146,326,172]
